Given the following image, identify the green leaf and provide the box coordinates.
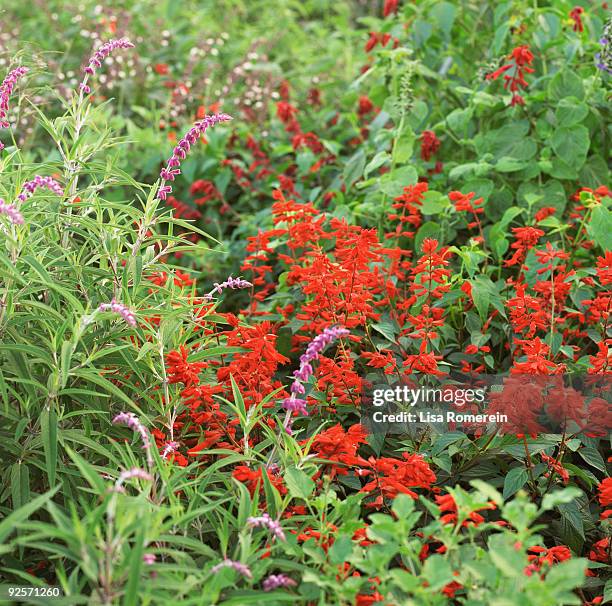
[379,166,418,197]
[123,525,145,606]
[392,493,415,518]
[41,407,58,487]
[364,151,389,178]
[284,466,315,500]
[555,98,588,127]
[420,191,449,215]
[469,276,500,322]
[551,125,589,169]
[541,557,587,590]
[415,221,441,252]
[393,129,415,164]
[328,534,353,565]
[502,466,529,499]
[343,150,366,188]
[371,318,398,342]
[429,2,457,36]
[604,579,612,605]
[10,462,30,511]
[64,446,106,494]
[495,156,527,172]
[541,487,582,511]
[577,446,606,473]
[557,500,585,539]
[0,486,60,543]
[586,205,612,251]
[421,555,453,590]
[548,69,585,101]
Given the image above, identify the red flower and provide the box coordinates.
[569,7,584,33]
[511,337,565,375]
[506,283,548,338]
[435,492,496,527]
[361,350,397,374]
[589,538,610,563]
[486,376,546,435]
[535,206,556,223]
[166,346,206,387]
[588,342,611,375]
[525,545,572,576]
[541,453,570,485]
[365,32,391,53]
[276,101,298,124]
[535,241,569,268]
[420,130,440,161]
[359,453,436,508]
[598,477,612,507]
[383,0,399,17]
[505,226,545,267]
[487,45,534,106]
[386,182,428,239]
[596,251,612,285]
[358,96,374,117]
[232,465,287,497]
[449,190,484,214]
[190,179,221,205]
[153,63,169,75]
[311,423,368,476]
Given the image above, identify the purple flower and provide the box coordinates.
[79,38,134,94]
[17,175,64,202]
[281,397,308,416]
[247,513,286,542]
[262,574,297,592]
[0,66,28,141]
[112,412,153,467]
[0,198,24,225]
[161,441,179,460]
[205,275,252,299]
[111,467,153,493]
[98,299,137,327]
[156,113,232,201]
[211,559,252,579]
[282,326,349,419]
[116,467,153,485]
[596,17,612,74]
[142,553,156,565]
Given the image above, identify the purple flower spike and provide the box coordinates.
[282,326,349,421]
[156,113,232,201]
[247,513,286,542]
[262,574,297,592]
[0,198,24,225]
[0,66,28,138]
[142,553,156,565]
[17,175,64,202]
[161,441,179,460]
[98,299,137,327]
[79,38,134,95]
[112,412,153,467]
[211,559,252,579]
[596,18,612,74]
[116,467,153,484]
[281,397,308,416]
[205,275,252,299]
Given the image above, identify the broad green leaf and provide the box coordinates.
[502,466,529,499]
[284,466,315,500]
